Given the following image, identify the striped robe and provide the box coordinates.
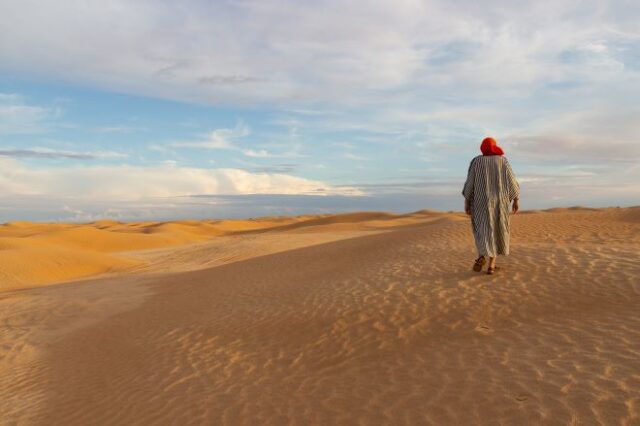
[462,155,520,257]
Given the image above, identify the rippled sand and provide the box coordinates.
[1,207,639,425]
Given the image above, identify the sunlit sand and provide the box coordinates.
[1,207,639,424]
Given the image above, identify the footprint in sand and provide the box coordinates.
[515,394,529,402]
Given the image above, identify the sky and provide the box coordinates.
[0,0,639,222]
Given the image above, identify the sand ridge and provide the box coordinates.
[0,211,451,291]
[0,207,639,424]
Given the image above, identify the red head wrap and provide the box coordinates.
[480,137,504,156]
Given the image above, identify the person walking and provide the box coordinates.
[462,137,520,275]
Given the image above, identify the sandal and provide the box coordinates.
[487,266,500,275]
[473,256,486,272]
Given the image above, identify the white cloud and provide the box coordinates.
[3,3,639,139]
[0,93,60,134]
[0,157,363,200]
[171,122,249,150]
[1,0,637,105]
[343,153,367,161]
[170,122,298,159]
[241,149,271,158]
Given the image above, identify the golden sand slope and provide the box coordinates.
[1,207,639,425]
[0,211,444,291]
[0,215,329,291]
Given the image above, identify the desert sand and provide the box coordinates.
[1,207,639,425]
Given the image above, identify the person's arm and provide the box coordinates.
[462,159,475,215]
[504,158,520,214]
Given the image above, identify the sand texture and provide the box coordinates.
[1,207,639,425]
[0,216,324,291]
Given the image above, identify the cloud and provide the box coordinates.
[241,149,271,158]
[0,93,60,134]
[3,3,639,140]
[198,75,263,85]
[343,152,367,161]
[170,122,296,159]
[249,163,298,174]
[0,157,362,201]
[0,149,92,160]
[2,0,637,106]
[0,193,424,223]
[93,125,143,133]
[0,155,636,224]
[0,148,127,160]
[170,122,249,150]
[504,103,640,164]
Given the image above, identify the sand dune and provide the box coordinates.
[0,214,338,291]
[0,211,446,291]
[1,207,639,424]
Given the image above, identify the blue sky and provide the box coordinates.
[1,0,639,222]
